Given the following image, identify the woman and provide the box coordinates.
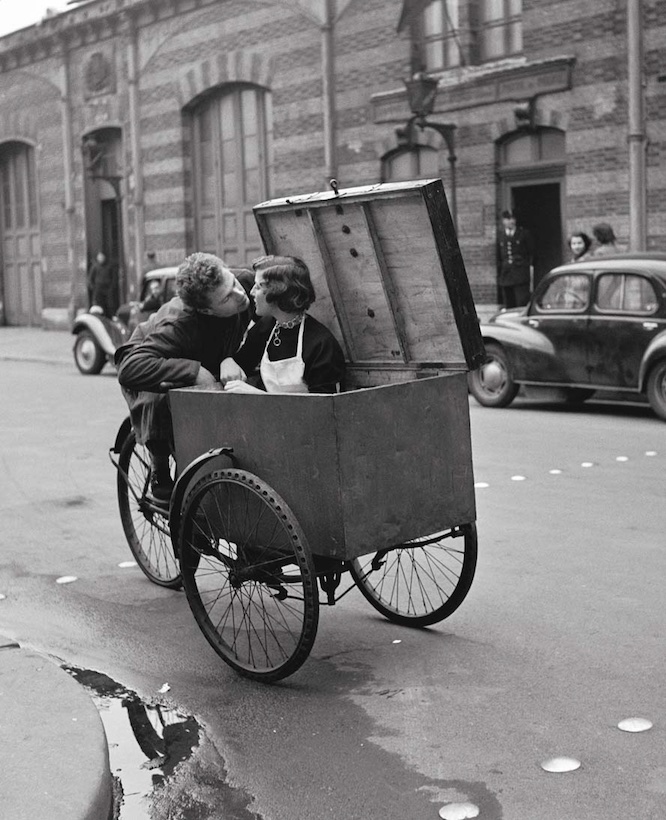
[223,255,345,394]
[590,222,621,256]
[568,231,592,262]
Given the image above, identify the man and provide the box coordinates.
[115,252,252,502]
[87,251,115,316]
[496,210,534,308]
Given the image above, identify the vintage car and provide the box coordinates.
[72,267,178,374]
[468,253,666,420]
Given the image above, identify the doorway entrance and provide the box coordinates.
[511,182,562,288]
[497,128,566,293]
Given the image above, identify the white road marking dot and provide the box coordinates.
[616,456,628,462]
[618,717,653,732]
[0,594,5,600]
[159,683,171,693]
[474,482,489,489]
[549,469,562,475]
[541,756,581,773]
[581,462,594,468]
[118,561,137,568]
[645,450,657,456]
[56,576,78,584]
[439,803,480,819]
[392,639,402,644]
[511,475,526,481]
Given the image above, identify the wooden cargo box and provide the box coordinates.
[170,373,475,560]
[171,179,482,560]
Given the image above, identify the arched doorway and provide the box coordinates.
[190,84,271,265]
[0,140,42,325]
[497,128,566,288]
[82,127,124,312]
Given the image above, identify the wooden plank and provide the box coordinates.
[361,202,409,363]
[307,208,358,361]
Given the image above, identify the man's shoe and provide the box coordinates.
[147,473,174,505]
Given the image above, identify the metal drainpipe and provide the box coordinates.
[627,0,647,250]
[127,15,144,296]
[321,0,337,185]
[59,37,78,319]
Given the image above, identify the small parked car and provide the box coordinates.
[468,253,666,421]
[72,267,178,374]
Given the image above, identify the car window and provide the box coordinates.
[164,277,177,300]
[535,274,590,312]
[595,273,658,314]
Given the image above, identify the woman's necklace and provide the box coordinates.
[272,313,304,347]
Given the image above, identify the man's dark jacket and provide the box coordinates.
[497,226,534,286]
[115,271,253,443]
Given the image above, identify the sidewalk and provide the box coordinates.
[2,326,114,819]
[0,637,114,820]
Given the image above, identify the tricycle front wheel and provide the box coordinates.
[350,523,477,627]
[178,469,319,682]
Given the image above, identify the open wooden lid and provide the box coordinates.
[253,179,484,373]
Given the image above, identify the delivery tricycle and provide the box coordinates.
[110,179,485,682]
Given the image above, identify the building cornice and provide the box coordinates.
[372,54,577,124]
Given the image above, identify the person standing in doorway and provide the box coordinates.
[497,210,535,308]
[88,251,115,317]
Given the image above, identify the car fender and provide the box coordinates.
[71,314,121,357]
[479,321,557,380]
[639,329,666,388]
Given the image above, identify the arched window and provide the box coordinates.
[192,84,272,265]
[0,141,41,325]
[382,145,440,183]
[499,129,565,167]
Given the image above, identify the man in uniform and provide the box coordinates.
[497,210,534,308]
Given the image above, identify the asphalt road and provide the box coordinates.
[1,361,664,820]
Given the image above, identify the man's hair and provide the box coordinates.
[176,252,230,309]
[252,255,315,313]
[592,222,616,245]
[501,210,515,220]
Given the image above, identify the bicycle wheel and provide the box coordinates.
[117,430,181,588]
[179,469,319,682]
[349,523,477,627]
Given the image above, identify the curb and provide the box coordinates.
[0,636,114,820]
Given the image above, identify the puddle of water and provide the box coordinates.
[64,668,199,820]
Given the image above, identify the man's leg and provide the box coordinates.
[145,439,174,503]
[514,282,531,307]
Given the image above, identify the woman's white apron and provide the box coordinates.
[260,317,308,394]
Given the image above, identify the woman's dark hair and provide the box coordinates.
[252,255,316,313]
[569,231,592,257]
[592,222,616,245]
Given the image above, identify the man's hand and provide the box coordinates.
[194,367,218,388]
[219,357,247,385]
[224,380,263,394]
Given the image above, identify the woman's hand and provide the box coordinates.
[224,380,263,394]
[219,357,247,385]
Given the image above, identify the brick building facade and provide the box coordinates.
[0,0,664,327]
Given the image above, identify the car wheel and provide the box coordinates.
[563,388,595,405]
[468,342,519,408]
[646,359,666,421]
[73,330,106,375]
